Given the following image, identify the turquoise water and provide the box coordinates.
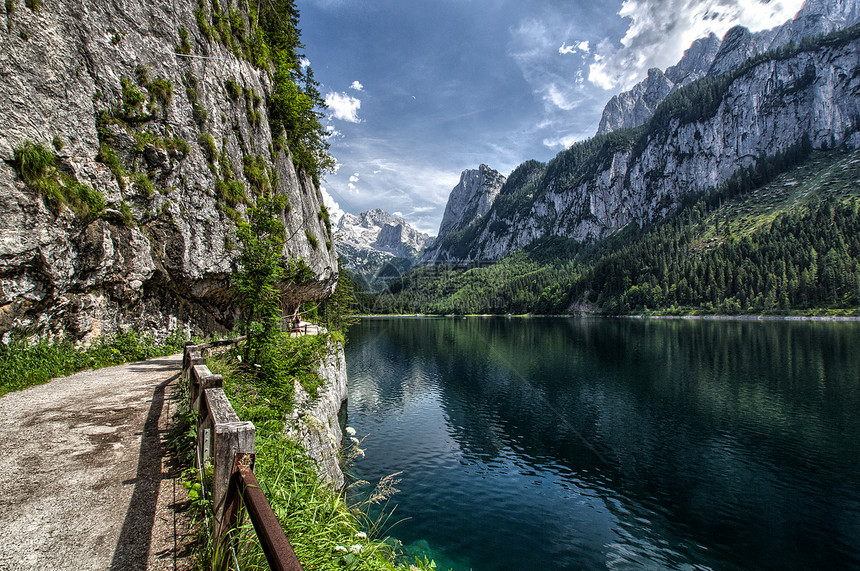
[343,317,860,570]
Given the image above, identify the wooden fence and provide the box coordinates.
[182,340,304,571]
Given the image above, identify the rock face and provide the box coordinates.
[421,164,506,264]
[665,33,723,84]
[286,340,348,488]
[596,69,675,136]
[431,22,860,262]
[597,0,860,136]
[0,0,337,343]
[335,209,430,282]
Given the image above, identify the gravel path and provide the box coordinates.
[0,355,195,570]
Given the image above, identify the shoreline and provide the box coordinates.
[355,313,860,322]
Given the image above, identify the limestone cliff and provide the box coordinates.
[286,340,348,488]
[431,25,860,262]
[597,0,860,136]
[0,0,337,343]
[421,164,505,264]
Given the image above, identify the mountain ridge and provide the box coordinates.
[334,208,430,283]
[425,2,860,264]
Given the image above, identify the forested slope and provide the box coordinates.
[366,147,860,316]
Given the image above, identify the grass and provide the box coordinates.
[12,140,106,218]
[0,330,187,397]
[695,148,860,247]
[198,334,438,570]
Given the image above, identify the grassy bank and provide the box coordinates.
[191,331,435,571]
[0,330,186,397]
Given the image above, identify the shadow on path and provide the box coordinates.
[109,372,179,571]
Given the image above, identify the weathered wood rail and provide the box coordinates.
[182,339,304,571]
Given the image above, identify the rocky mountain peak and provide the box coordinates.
[708,25,764,77]
[597,0,860,137]
[420,164,506,264]
[335,209,430,281]
[665,33,722,84]
[597,68,674,135]
[436,165,506,238]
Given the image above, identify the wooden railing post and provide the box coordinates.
[182,340,303,571]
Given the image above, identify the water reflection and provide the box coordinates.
[345,317,860,570]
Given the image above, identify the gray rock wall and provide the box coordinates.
[451,39,860,262]
[285,339,349,489]
[0,0,337,343]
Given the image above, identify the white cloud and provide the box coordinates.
[320,187,345,224]
[350,80,364,91]
[325,92,362,123]
[545,83,578,111]
[543,132,584,150]
[559,40,590,55]
[300,58,311,69]
[588,0,804,90]
[348,182,358,194]
[349,173,360,183]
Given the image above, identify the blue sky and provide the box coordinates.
[299,0,805,235]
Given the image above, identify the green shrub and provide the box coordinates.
[133,172,155,197]
[225,78,242,100]
[305,230,319,249]
[177,27,192,55]
[216,179,246,207]
[12,141,104,218]
[52,136,65,152]
[197,133,218,163]
[12,141,54,184]
[97,142,127,190]
[149,77,174,108]
[0,330,187,397]
[120,76,146,115]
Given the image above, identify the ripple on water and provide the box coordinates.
[345,318,860,571]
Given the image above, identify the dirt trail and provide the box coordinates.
[0,355,195,570]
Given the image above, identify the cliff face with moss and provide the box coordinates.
[0,0,337,343]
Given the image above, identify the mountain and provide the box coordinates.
[421,165,506,264]
[334,209,431,283]
[372,146,860,315]
[0,0,336,342]
[599,0,860,136]
[597,35,722,136]
[427,1,860,264]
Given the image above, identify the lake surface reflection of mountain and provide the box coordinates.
[344,317,860,571]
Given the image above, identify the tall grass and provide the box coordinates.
[203,336,437,570]
[0,330,186,397]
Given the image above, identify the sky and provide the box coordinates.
[298,0,806,236]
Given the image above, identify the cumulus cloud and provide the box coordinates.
[350,80,364,91]
[320,187,345,224]
[325,92,362,123]
[349,173,360,183]
[559,40,590,55]
[588,0,804,90]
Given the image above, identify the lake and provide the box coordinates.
[343,317,860,570]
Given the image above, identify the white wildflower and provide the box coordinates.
[350,544,362,554]
[334,545,348,553]
[355,531,367,539]
[349,437,360,445]
[356,448,365,458]
[345,426,356,436]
